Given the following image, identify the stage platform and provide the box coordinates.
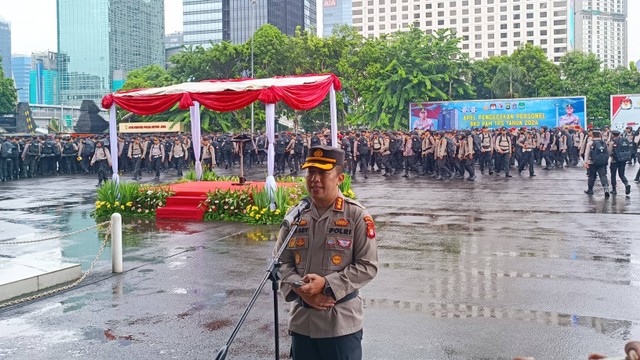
[156,180,297,221]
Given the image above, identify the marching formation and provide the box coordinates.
[1,125,639,196]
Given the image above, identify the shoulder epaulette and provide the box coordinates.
[344,197,365,209]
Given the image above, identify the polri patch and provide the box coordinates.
[288,239,296,248]
[331,254,343,265]
[295,238,305,247]
[326,238,336,247]
[335,218,349,227]
[298,219,308,226]
[294,251,302,265]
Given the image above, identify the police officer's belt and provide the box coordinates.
[298,290,359,309]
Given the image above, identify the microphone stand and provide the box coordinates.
[215,218,301,360]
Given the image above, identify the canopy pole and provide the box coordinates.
[265,103,277,209]
[330,84,338,148]
[190,101,203,180]
[108,104,120,184]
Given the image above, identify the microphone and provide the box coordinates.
[281,197,311,228]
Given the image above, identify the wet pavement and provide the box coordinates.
[0,164,639,360]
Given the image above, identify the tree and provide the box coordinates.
[469,56,508,99]
[491,63,525,98]
[559,51,601,96]
[351,28,473,129]
[0,55,17,114]
[510,43,562,98]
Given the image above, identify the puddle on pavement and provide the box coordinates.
[82,326,137,345]
[364,298,640,340]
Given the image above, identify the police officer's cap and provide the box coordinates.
[301,145,345,171]
[611,130,621,136]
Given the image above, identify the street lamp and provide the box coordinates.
[250,0,257,135]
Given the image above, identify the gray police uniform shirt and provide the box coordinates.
[276,192,378,338]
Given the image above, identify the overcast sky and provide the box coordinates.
[2,0,639,64]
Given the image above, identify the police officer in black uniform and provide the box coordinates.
[274,133,287,175]
[354,132,369,180]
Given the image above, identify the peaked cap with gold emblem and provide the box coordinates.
[301,145,345,171]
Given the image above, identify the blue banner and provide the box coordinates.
[409,97,587,131]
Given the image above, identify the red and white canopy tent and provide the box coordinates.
[101,73,342,197]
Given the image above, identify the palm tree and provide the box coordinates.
[491,63,524,98]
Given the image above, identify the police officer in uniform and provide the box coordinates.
[608,130,631,195]
[274,133,287,175]
[62,137,78,174]
[90,140,112,187]
[517,131,537,177]
[22,137,41,178]
[128,136,146,180]
[493,127,513,177]
[340,133,353,176]
[479,127,493,175]
[353,132,369,179]
[584,130,610,197]
[276,145,378,360]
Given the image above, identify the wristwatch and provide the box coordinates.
[322,278,334,297]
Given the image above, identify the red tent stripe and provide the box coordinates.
[102,73,342,114]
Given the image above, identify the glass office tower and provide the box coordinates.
[323,0,351,37]
[57,0,164,106]
[0,17,11,79]
[12,55,31,103]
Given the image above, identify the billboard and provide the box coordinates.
[611,94,640,131]
[119,122,183,133]
[409,97,587,131]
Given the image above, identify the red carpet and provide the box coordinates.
[156,180,297,221]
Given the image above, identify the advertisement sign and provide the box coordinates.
[118,122,183,133]
[611,94,640,131]
[324,0,337,7]
[409,97,587,131]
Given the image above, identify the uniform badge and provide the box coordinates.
[326,238,336,247]
[334,197,344,211]
[298,219,308,226]
[295,238,305,247]
[331,254,343,265]
[337,239,352,248]
[364,216,376,239]
[288,239,296,248]
[335,218,349,227]
[294,251,302,265]
[313,149,323,157]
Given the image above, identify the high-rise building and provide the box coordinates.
[183,0,316,47]
[230,0,316,44]
[0,16,11,79]
[574,0,627,69]
[636,60,640,71]
[30,51,58,105]
[352,0,573,63]
[183,0,230,47]
[350,0,629,68]
[12,55,31,103]
[323,0,352,37]
[165,32,184,68]
[57,0,165,106]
